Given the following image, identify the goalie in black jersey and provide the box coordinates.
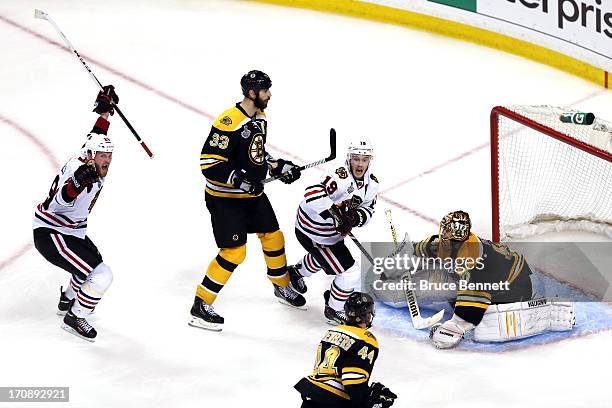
[295,292,397,408]
[418,211,575,349]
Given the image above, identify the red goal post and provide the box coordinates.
[491,106,612,242]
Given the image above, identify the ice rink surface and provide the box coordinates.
[1,1,611,407]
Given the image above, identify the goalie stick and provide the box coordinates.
[263,128,336,184]
[385,209,444,330]
[34,9,154,159]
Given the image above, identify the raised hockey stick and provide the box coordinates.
[263,128,336,184]
[34,9,154,159]
[385,209,444,330]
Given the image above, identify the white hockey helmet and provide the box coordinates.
[83,133,114,157]
[346,137,374,161]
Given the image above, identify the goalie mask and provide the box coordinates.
[439,210,471,242]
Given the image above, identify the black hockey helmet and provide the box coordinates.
[241,70,272,97]
[345,292,375,328]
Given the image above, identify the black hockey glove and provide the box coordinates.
[338,202,363,228]
[231,169,264,195]
[269,158,301,184]
[72,161,99,193]
[368,382,397,408]
[93,85,119,115]
[329,205,352,236]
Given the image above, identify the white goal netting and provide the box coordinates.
[492,105,612,241]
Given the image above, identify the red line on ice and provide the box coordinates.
[0,114,59,270]
[0,13,441,229]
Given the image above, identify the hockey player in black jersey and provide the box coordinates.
[418,211,575,348]
[189,70,306,331]
[295,292,397,408]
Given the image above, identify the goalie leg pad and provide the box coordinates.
[474,299,575,343]
[550,301,576,331]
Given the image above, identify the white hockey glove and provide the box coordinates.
[429,315,475,349]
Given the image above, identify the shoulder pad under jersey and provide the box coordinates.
[335,166,349,179]
[213,106,249,132]
[335,325,379,348]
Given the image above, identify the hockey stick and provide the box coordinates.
[385,209,444,330]
[263,128,336,184]
[328,207,375,265]
[347,231,375,265]
[34,9,154,159]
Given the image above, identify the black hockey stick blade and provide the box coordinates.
[327,128,337,161]
[296,128,336,171]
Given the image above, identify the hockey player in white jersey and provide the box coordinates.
[289,138,378,324]
[33,86,118,342]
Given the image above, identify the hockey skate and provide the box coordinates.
[188,297,224,332]
[288,263,307,294]
[61,301,97,342]
[324,290,348,325]
[57,286,70,316]
[273,284,307,310]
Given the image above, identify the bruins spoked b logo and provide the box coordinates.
[249,134,265,164]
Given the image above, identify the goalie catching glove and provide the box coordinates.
[368,382,397,408]
[93,85,119,116]
[268,158,301,184]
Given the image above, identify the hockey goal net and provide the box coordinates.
[491,105,612,242]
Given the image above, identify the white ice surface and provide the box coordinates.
[1,1,611,407]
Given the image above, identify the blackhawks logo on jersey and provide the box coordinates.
[249,134,265,164]
[339,195,363,210]
[335,167,348,179]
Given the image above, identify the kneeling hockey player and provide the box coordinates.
[418,211,575,349]
[295,292,397,408]
[289,139,378,324]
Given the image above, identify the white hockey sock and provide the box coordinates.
[328,263,361,311]
[300,253,321,277]
[70,263,113,318]
[65,275,84,300]
[328,281,354,311]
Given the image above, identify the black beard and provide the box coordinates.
[254,96,268,110]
